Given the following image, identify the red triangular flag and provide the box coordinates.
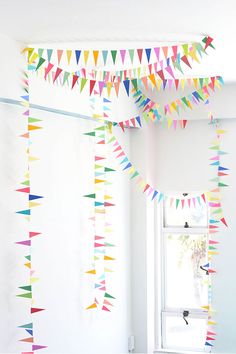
[90,80,96,95]
[102,305,111,312]
[31,308,45,314]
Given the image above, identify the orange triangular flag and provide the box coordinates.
[104,255,115,261]
[28,125,42,131]
[86,302,97,310]
[93,51,99,65]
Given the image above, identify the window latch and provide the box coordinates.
[183,310,189,325]
[200,265,209,275]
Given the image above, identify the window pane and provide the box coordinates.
[164,194,208,227]
[164,314,208,350]
[165,233,208,309]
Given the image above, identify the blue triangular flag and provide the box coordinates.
[102,50,108,65]
[205,342,213,347]
[120,157,128,164]
[75,50,81,65]
[218,166,229,171]
[95,202,104,207]
[16,209,31,215]
[145,48,151,63]
[136,116,142,127]
[25,329,33,336]
[152,190,158,200]
[123,80,130,96]
[47,49,53,62]
[123,162,132,170]
[29,195,43,200]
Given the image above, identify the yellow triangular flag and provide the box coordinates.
[29,201,41,208]
[86,269,96,275]
[66,50,72,65]
[86,302,97,310]
[30,277,39,284]
[28,52,39,65]
[28,156,39,162]
[84,50,89,65]
[24,262,31,269]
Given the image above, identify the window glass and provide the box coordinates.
[165,233,209,309]
[164,314,208,350]
[164,194,208,228]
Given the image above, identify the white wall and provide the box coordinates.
[130,97,236,353]
[0,35,132,354]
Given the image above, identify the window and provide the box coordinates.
[155,192,210,353]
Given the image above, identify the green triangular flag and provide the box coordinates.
[63,72,70,85]
[209,145,220,150]
[218,182,228,187]
[131,79,138,92]
[128,49,135,63]
[104,181,112,186]
[208,246,217,250]
[131,171,139,179]
[108,136,116,144]
[18,323,33,329]
[21,180,30,186]
[104,242,115,247]
[38,48,44,57]
[212,208,222,214]
[84,193,96,199]
[19,285,32,292]
[80,78,88,93]
[84,131,96,137]
[25,255,31,261]
[17,292,32,298]
[111,50,117,64]
[176,199,180,209]
[104,292,115,299]
[95,126,105,131]
[105,167,115,172]
[28,117,42,123]
[36,57,46,71]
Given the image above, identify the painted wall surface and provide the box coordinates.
[0,35,131,354]
[130,110,236,353]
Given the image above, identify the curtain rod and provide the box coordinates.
[0,97,100,122]
[0,97,233,123]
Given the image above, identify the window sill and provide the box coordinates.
[154,349,206,354]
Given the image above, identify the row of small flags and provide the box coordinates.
[23,36,213,71]
[84,98,116,312]
[27,55,219,98]
[131,76,223,127]
[16,71,46,353]
[22,36,215,99]
[203,123,229,349]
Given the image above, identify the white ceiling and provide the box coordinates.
[0,0,236,80]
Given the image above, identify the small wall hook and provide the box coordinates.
[183,310,189,325]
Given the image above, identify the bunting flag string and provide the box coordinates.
[108,132,206,206]
[202,119,228,350]
[84,95,116,311]
[16,68,46,353]
[24,36,213,83]
[130,76,224,129]
[28,49,218,98]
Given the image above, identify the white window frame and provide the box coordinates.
[154,193,210,354]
